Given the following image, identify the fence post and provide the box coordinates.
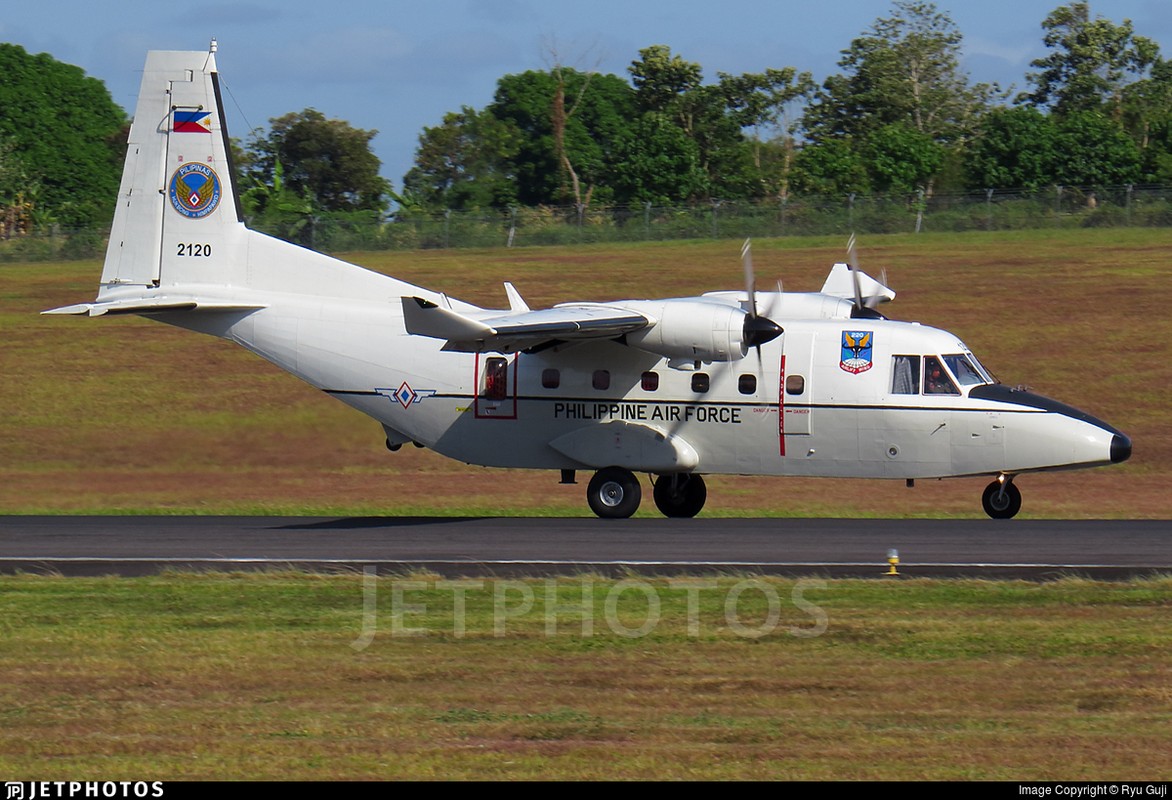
[848,193,855,231]
[643,202,651,241]
[1126,183,1133,226]
[1054,185,1063,219]
[711,200,720,238]
[985,188,994,231]
[443,208,451,248]
[914,189,925,233]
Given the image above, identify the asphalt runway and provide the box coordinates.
[0,516,1169,579]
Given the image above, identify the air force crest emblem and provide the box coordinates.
[840,330,874,374]
[168,163,222,219]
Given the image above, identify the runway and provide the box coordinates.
[0,516,1169,579]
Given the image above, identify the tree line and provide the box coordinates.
[403,1,1170,212]
[1,0,1169,240]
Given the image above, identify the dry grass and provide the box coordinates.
[1,227,1168,517]
[0,573,1169,780]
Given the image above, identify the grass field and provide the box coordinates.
[0,572,1169,780]
[2,229,1171,781]
[1,227,1168,517]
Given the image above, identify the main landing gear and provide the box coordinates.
[583,468,708,519]
[981,475,1022,519]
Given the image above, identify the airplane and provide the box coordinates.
[46,45,1131,520]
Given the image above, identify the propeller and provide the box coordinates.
[740,238,783,349]
[846,233,889,320]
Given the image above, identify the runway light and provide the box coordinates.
[885,548,900,576]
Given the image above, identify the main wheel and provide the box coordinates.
[652,474,707,518]
[981,479,1022,519]
[587,467,642,519]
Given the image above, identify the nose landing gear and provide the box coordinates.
[981,475,1021,519]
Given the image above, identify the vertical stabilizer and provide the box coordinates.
[101,46,246,295]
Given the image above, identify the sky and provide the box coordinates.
[3,0,1171,192]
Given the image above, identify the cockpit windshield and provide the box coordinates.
[943,353,990,386]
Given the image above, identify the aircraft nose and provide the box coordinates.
[1111,433,1132,464]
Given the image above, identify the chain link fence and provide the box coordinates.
[5,184,1172,262]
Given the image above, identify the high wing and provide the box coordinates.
[402,296,649,354]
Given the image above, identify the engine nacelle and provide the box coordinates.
[621,299,750,362]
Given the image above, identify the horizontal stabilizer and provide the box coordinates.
[43,297,267,317]
[402,297,649,353]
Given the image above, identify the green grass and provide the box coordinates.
[0,572,1169,780]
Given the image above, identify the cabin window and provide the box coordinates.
[785,375,806,396]
[541,368,560,389]
[738,374,757,395]
[924,355,959,395]
[691,373,710,393]
[892,355,920,394]
[641,371,659,392]
[592,370,611,391]
[484,357,509,400]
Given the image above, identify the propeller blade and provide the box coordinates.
[847,233,863,311]
[867,268,890,310]
[741,238,757,318]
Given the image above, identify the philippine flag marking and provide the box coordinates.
[173,110,212,133]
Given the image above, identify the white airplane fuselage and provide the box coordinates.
[153,287,1125,484]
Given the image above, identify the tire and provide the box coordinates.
[587,467,642,519]
[652,474,707,518]
[981,480,1022,519]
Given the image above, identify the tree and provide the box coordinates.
[0,44,128,228]
[1050,110,1141,186]
[402,107,520,210]
[791,138,871,196]
[800,2,995,197]
[489,69,636,206]
[628,46,812,200]
[1023,2,1160,117]
[248,109,390,213]
[629,45,703,116]
[717,68,814,198]
[803,2,994,146]
[1121,57,1172,178]
[964,107,1058,190]
[608,113,707,204]
[863,122,945,193]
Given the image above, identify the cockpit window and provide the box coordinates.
[943,354,986,387]
[924,356,959,395]
[967,353,996,384]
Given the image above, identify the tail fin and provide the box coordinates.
[102,45,245,292]
[48,43,439,317]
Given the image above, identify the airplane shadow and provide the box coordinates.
[274,516,490,531]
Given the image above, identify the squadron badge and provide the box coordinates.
[168,163,222,219]
[840,330,873,374]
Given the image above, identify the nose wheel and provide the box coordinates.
[981,477,1021,519]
